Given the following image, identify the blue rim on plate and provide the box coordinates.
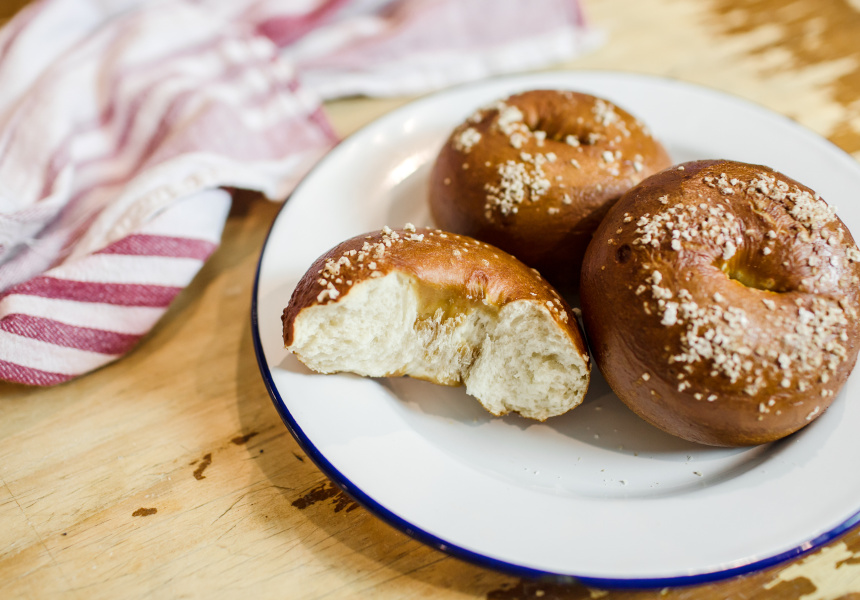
[250,70,860,589]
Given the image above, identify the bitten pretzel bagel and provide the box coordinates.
[429,89,672,288]
[283,225,591,420]
[580,159,860,446]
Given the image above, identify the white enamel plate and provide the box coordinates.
[252,72,860,587]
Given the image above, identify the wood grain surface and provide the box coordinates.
[3,0,860,598]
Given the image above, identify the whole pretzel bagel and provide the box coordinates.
[580,159,860,446]
[283,225,591,421]
[429,89,672,288]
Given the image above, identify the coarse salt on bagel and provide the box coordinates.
[429,89,672,289]
[282,225,591,421]
[580,159,860,446]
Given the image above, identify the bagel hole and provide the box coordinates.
[718,261,790,293]
[526,114,595,146]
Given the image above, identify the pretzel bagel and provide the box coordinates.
[283,225,591,421]
[429,89,672,288]
[580,160,860,446]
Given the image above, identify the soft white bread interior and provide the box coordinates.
[283,226,590,421]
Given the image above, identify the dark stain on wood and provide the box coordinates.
[708,0,860,153]
[230,431,259,445]
[293,451,305,462]
[193,453,212,480]
[132,507,157,517]
[292,480,359,513]
[484,566,828,599]
[763,576,818,598]
[837,553,860,568]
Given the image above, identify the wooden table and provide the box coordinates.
[3,0,860,598]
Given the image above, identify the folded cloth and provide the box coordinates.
[0,0,601,386]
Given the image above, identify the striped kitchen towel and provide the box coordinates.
[0,0,600,386]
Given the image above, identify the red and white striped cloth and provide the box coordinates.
[0,0,600,386]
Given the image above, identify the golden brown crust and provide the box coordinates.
[282,225,590,362]
[429,90,672,289]
[580,159,860,446]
